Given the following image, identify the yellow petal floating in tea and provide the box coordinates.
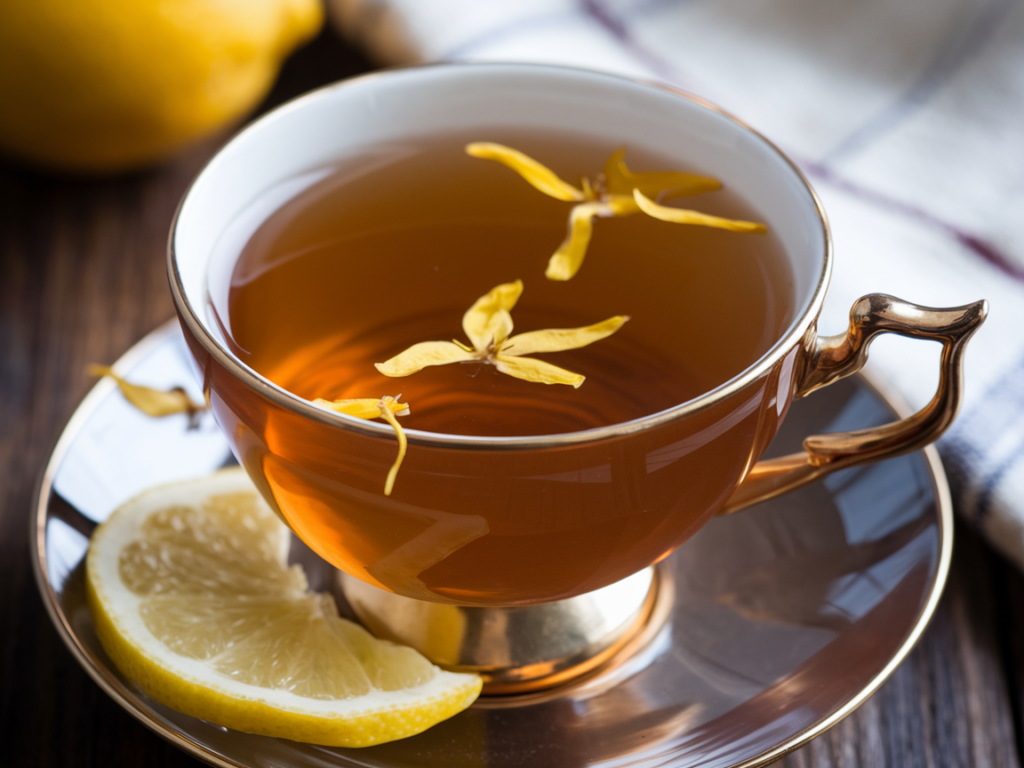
[88,364,206,426]
[633,190,768,233]
[466,142,767,280]
[314,396,411,420]
[313,396,410,496]
[500,316,629,356]
[375,280,628,387]
[465,143,585,202]
[461,279,522,352]
[375,342,476,378]
[602,148,721,199]
[547,198,636,282]
[491,355,585,388]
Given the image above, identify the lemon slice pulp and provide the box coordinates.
[85,468,481,747]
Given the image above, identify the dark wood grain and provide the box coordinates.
[0,24,372,768]
[0,115,217,768]
[779,520,1021,768]
[0,22,1020,768]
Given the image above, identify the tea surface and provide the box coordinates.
[219,132,795,436]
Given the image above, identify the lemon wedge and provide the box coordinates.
[85,468,481,747]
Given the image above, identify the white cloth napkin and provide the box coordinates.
[328,0,1024,567]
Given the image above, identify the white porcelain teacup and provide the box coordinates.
[169,63,985,608]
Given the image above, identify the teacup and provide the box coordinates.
[169,63,985,610]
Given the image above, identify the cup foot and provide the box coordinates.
[336,567,671,695]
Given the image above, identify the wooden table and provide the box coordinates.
[2,26,1021,768]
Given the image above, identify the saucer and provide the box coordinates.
[32,321,951,768]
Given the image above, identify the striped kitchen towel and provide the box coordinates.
[328,0,1024,568]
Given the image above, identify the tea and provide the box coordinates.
[217,131,794,437]
[207,130,798,602]
[186,107,806,603]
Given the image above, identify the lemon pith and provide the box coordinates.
[85,469,481,747]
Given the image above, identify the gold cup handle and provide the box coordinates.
[720,294,988,515]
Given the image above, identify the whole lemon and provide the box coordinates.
[0,0,323,173]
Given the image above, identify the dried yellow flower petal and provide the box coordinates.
[546,198,638,281]
[313,397,411,420]
[546,201,605,282]
[376,281,628,387]
[603,148,721,199]
[88,364,206,426]
[468,143,767,280]
[633,190,768,233]
[461,279,522,352]
[492,355,585,388]
[313,396,410,496]
[374,342,476,378]
[465,142,584,202]
[501,315,629,357]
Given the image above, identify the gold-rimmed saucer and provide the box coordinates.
[32,321,951,768]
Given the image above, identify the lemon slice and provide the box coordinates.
[85,468,482,747]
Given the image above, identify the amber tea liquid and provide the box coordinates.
[220,132,794,436]
[211,131,796,602]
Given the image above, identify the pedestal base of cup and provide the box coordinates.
[336,566,670,695]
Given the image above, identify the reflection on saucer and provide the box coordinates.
[35,322,950,768]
